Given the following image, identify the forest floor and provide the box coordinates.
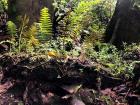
[0,53,140,105]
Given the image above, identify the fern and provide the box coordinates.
[7,21,18,52]
[7,15,29,53]
[23,24,39,52]
[69,0,101,40]
[18,14,29,52]
[39,7,52,42]
[7,21,17,38]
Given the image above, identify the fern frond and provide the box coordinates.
[69,0,101,37]
[39,7,52,42]
[7,21,17,38]
[26,24,39,46]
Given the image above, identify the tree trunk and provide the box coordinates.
[8,0,54,25]
[105,0,140,48]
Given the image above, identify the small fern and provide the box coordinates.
[7,21,17,38]
[68,0,101,42]
[7,21,17,52]
[18,14,29,52]
[24,24,39,52]
[39,7,52,42]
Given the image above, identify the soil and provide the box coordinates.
[0,53,140,105]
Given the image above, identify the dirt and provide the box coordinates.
[0,54,139,105]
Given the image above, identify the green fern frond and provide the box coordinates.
[24,24,39,46]
[69,0,102,37]
[7,21,17,39]
[39,7,52,42]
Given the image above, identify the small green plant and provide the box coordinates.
[86,43,134,78]
[123,43,140,52]
[67,0,103,48]
[38,7,52,42]
[23,24,39,52]
[7,15,35,52]
[7,21,17,38]
[18,14,29,52]
[0,0,8,12]
[4,8,53,53]
[7,21,17,51]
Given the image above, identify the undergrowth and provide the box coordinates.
[0,0,138,79]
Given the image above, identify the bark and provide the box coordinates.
[8,0,54,25]
[105,0,140,48]
[109,18,121,44]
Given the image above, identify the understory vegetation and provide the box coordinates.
[0,0,140,105]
